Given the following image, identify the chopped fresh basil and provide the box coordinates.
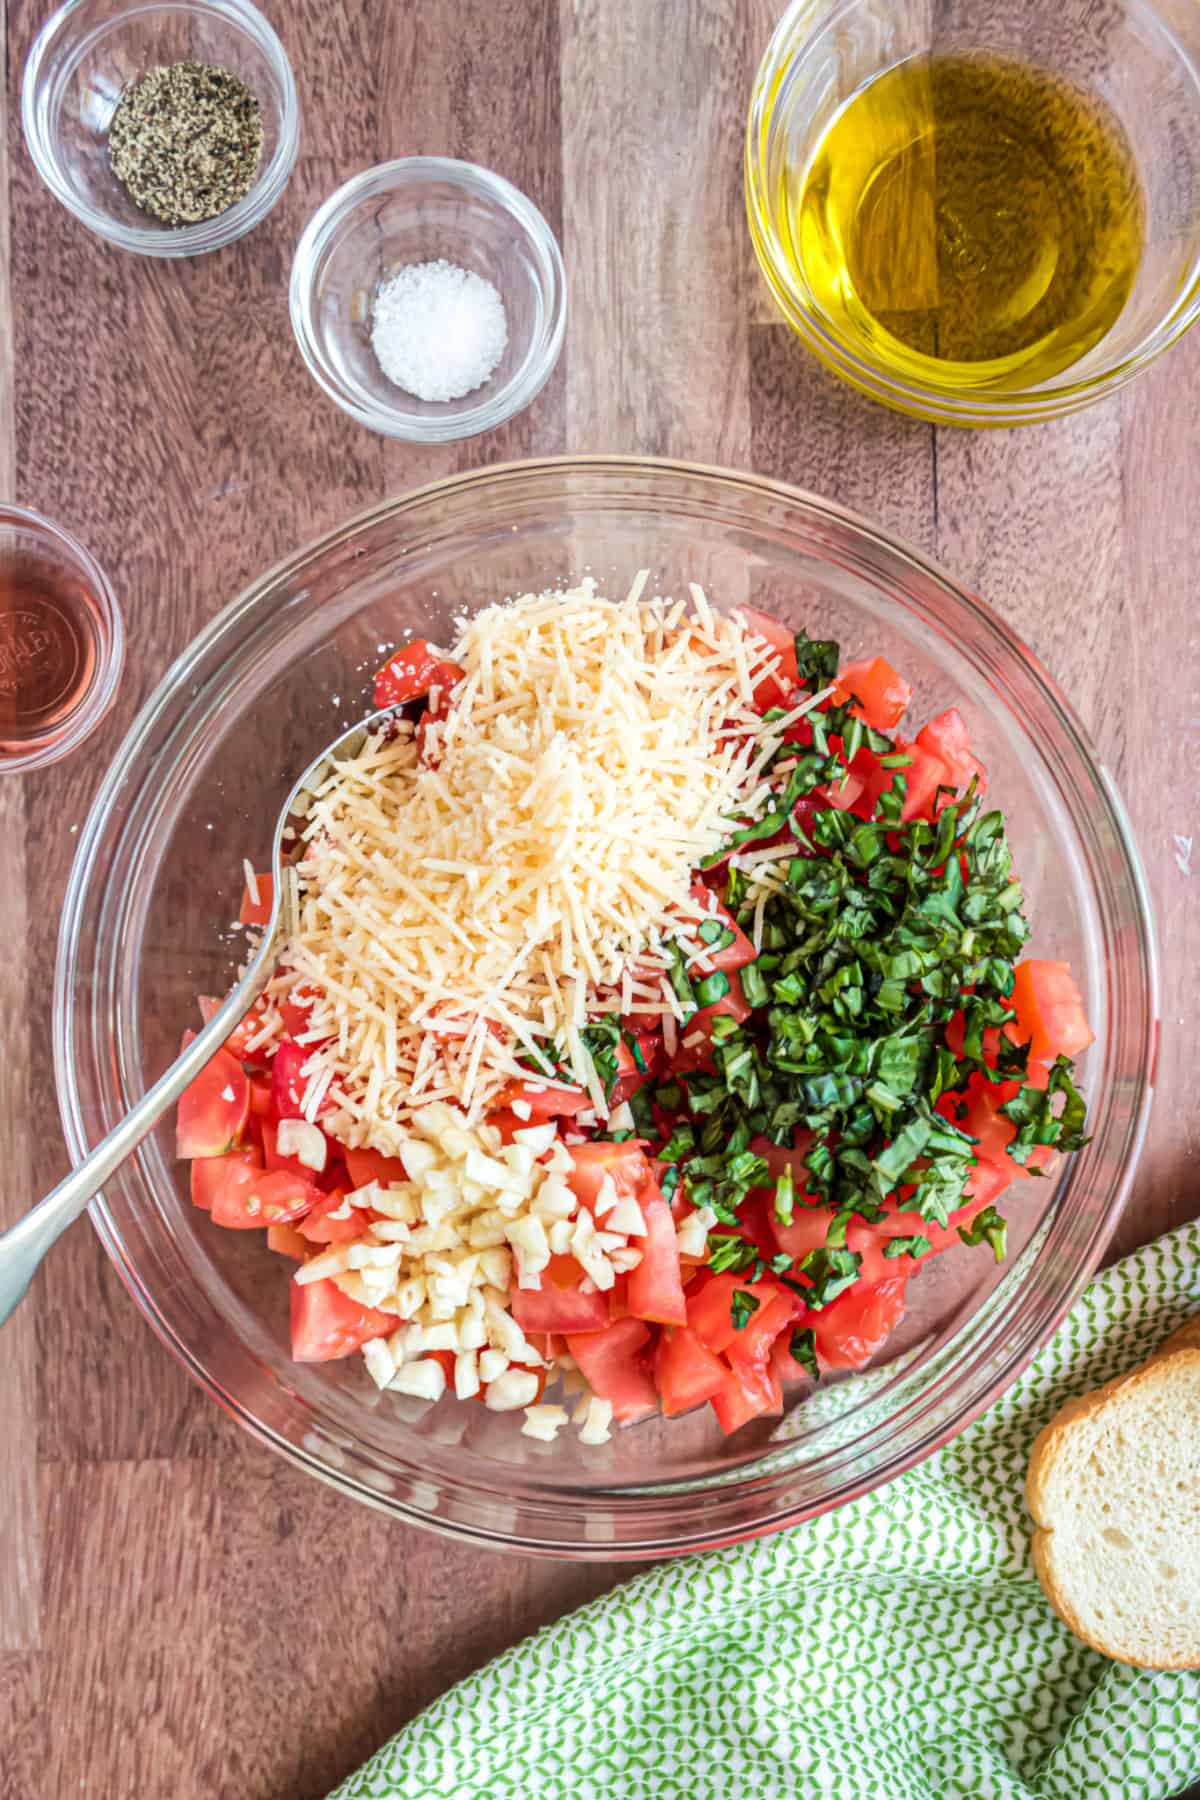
[708,1235,758,1275]
[882,1234,930,1260]
[694,969,731,1008]
[796,1246,861,1309]
[730,1289,760,1330]
[624,633,1089,1335]
[699,917,735,950]
[958,1205,1008,1262]
[788,1327,820,1380]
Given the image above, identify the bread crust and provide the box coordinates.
[1026,1330,1200,1670]
[1159,1316,1200,1358]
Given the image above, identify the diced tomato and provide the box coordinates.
[821,768,866,812]
[723,1192,782,1267]
[1011,960,1094,1065]
[917,706,971,765]
[847,1154,1014,1275]
[210,1165,320,1229]
[486,1109,528,1145]
[290,1277,398,1362]
[685,884,757,974]
[607,1273,632,1321]
[566,1141,651,1214]
[687,1272,786,1358]
[422,1349,457,1386]
[725,1286,804,1372]
[711,1354,784,1435]
[916,708,988,799]
[190,1145,261,1211]
[278,985,325,1043]
[497,1080,591,1123]
[176,1046,250,1158]
[320,1158,350,1196]
[609,1034,658,1108]
[754,1130,817,1186]
[342,1145,409,1190]
[270,1041,309,1121]
[198,993,272,1062]
[704,968,754,1024]
[238,871,274,927]
[511,1257,611,1334]
[736,606,799,710]
[655,1325,729,1416]
[759,1133,831,1265]
[266,1221,309,1262]
[414,678,461,764]
[897,742,954,822]
[810,1275,909,1371]
[844,746,898,820]
[963,1155,1012,1211]
[847,737,953,824]
[844,1218,916,1285]
[772,1203,837,1267]
[948,1074,1032,1177]
[832,656,912,731]
[565,1317,658,1422]
[627,1182,688,1326]
[373,640,465,710]
[669,971,754,1077]
[248,1073,273,1119]
[252,1173,318,1225]
[298,1189,371,1244]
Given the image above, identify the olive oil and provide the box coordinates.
[789,52,1144,389]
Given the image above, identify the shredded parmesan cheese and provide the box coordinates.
[277,580,799,1141]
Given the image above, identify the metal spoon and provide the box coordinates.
[0,709,388,1327]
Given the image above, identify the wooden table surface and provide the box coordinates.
[2,1,1197,1795]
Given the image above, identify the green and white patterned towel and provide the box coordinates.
[332,1222,1200,1800]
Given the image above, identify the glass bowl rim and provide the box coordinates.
[53,453,1159,1554]
[287,156,568,443]
[0,500,126,772]
[21,0,300,259]
[744,0,1200,425]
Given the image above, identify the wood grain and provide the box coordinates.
[561,0,754,464]
[0,0,39,1661]
[0,0,1197,1795]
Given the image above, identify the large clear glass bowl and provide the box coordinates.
[53,458,1157,1558]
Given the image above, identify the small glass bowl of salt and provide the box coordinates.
[289,157,566,443]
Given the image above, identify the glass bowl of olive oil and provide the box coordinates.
[746,0,1200,425]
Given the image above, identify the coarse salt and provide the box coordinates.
[371,260,508,404]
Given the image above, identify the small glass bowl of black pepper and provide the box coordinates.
[22,0,298,258]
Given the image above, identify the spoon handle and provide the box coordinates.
[0,975,266,1326]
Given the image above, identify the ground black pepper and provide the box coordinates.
[108,60,263,227]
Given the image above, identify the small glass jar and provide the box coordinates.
[0,504,123,774]
[22,0,299,258]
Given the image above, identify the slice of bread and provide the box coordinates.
[1026,1327,1200,1669]
[1160,1316,1200,1357]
